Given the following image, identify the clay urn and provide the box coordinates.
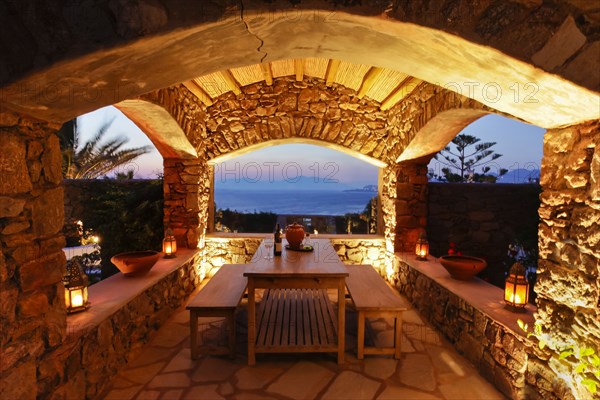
[285,223,305,249]
[438,255,487,281]
[111,250,160,277]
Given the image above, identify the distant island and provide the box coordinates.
[343,185,378,193]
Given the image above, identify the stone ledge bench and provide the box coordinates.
[186,264,247,359]
[345,264,409,359]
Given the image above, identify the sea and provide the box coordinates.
[215,189,377,215]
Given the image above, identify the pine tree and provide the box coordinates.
[431,134,507,183]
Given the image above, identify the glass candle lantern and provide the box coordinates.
[415,233,429,260]
[64,260,90,314]
[504,262,529,312]
[163,228,177,258]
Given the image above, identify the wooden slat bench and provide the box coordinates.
[345,264,409,359]
[255,288,338,352]
[186,264,247,359]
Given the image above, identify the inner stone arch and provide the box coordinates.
[208,137,387,168]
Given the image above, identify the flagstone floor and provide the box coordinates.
[102,291,505,400]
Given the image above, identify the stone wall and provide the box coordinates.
[534,120,599,399]
[0,113,66,400]
[392,255,531,399]
[202,77,393,163]
[330,237,386,272]
[203,235,387,274]
[427,183,541,285]
[202,236,262,273]
[42,252,201,399]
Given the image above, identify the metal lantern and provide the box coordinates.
[162,228,177,258]
[415,233,429,260]
[64,259,90,314]
[504,262,529,312]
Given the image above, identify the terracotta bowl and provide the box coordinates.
[111,251,160,277]
[438,255,487,281]
[285,223,305,249]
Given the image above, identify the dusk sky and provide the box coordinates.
[77,106,545,185]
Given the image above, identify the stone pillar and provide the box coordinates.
[163,158,211,248]
[394,161,429,252]
[533,120,599,399]
[380,164,398,255]
[0,112,66,399]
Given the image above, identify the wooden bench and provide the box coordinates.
[345,264,409,359]
[186,264,247,359]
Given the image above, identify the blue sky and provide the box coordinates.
[77,106,545,185]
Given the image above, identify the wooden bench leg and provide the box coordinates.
[357,310,365,360]
[394,313,402,360]
[228,310,236,359]
[190,310,199,360]
[247,280,256,366]
[337,279,345,365]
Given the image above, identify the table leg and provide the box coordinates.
[394,313,402,360]
[228,311,236,359]
[337,279,345,364]
[247,279,256,366]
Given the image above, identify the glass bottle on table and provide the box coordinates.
[274,223,282,256]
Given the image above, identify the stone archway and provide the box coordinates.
[0,2,598,398]
[0,2,597,128]
[137,76,497,252]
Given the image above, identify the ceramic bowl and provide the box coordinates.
[111,250,160,277]
[438,255,487,281]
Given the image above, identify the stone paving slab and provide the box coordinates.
[102,296,506,400]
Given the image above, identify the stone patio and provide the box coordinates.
[101,290,504,400]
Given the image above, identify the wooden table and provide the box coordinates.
[244,238,348,365]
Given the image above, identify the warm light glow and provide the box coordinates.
[505,284,527,305]
[314,229,319,235]
[386,263,395,281]
[71,291,84,308]
[504,262,529,312]
[386,239,395,254]
[506,292,521,305]
[415,235,429,260]
[65,286,88,313]
[163,229,177,258]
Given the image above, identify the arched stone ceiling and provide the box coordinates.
[141,76,493,166]
[114,100,198,159]
[182,58,422,112]
[396,109,491,162]
[0,2,597,130]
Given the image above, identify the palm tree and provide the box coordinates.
[58,117,151,179]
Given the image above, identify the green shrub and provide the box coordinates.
[82,180,164,279]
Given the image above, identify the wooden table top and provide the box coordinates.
[244,238,348,277]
